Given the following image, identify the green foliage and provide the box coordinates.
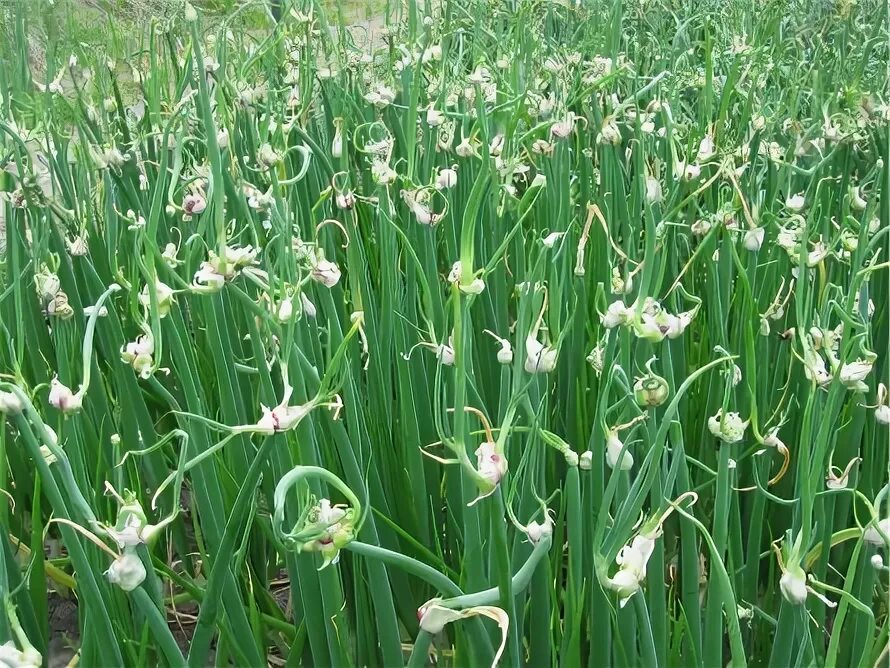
[0,0,887,666]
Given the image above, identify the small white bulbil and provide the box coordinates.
[785,193,806,211]
[691,219,712,236]
[707,409,749,444]
[605,534,657,607]
[0,641,41,668]
[35,271,61,303]
[839,358,872,390]
[216,128,230,149]
[645,176,662,204]
[48,378,82,414]
[97,146,129,169]
[823,119,840,141]
[402,191,438,225]
[776,225,800,252]
[467,66,491,85]
[805,241,829,267]
[161,243,180,269]
[257,143,280,169]
[459,277,486,295]
[542,232,564,249]
[455,137,477,158]
[413,203,435,225]
[779,567,808,605]
[854,293,875,320]
[607,567,641,606]
[532,139,554,155]
[256,402,314,434]
[871,554,885,570]
[67,235,89,256]
[475,441,507,488]
[543,57,561,73]
[496,342,513,365]
[228,244,260,268]
[683,163,701,181]
[426,106,445,127]
[526,517,553,544]
[731,364,742,387]
[743,227,765,251]
[110,521,143,550]
[300,292,317,319]
[435,343,456,366]
[43,426,58,448]
[598,117,621,144]
[876,383,890,424]
[633,313,666,342]
[579,450,593,470]
[761,141,783,162]
[447,261,462,285]
[605,429,633,471]
[335,191,355,210]
[435,167,458,190]
[437,124,455,152]
[183,192,206,216]
[654,310,693,340]
[601,301,632,329]
[550,112,578,139]
[47,292,75,319]
[841,229,859,253]
[106,549,146,592]
[417,603,460,634]
[277,297,294,323]
[610,267,632,295]
[850,186,867,211]
[696,134,715,162]
[634,372,669,407]
[524,336,557,374]
[311,259,341,288]
[331,120,344,158]
[484,330,513,365]
[0,390,23,415]
[586,345,605,375]
[422,44,442,63]
[803,348,832,386]
[121,332,155,379]
[139,281,175,318]
[371,160,398,185]
[192,262,227,293]
[863,518,890,546]
[364,84,396,109]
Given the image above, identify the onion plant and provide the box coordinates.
[0,0,888,666]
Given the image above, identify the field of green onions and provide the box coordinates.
[0,0,888,665]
